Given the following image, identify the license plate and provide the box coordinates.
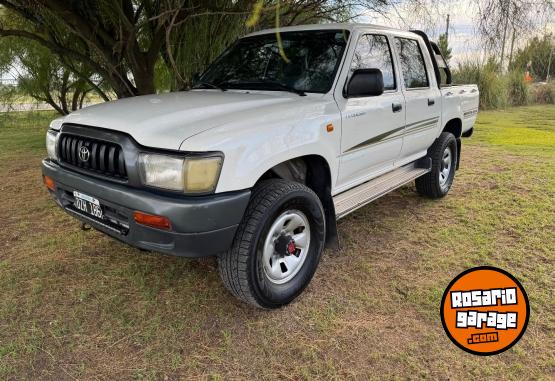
[73,191,103,219]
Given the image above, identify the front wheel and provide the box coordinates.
[416,132,458,198]
[218,179,326,308]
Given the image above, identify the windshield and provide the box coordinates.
[199,30,350,94]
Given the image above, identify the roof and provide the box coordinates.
[244,23,408,38]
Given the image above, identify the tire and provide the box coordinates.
[218,179,326,308]
[416,132,458,198]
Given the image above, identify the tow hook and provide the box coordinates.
[81,222,91,231]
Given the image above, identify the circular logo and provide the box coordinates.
[440,266,529,356]
[79,146,90,162]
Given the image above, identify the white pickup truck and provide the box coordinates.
[42,23,479,308]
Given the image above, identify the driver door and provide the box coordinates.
[337,33,406,189]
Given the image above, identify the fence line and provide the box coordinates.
[0,102,100,113]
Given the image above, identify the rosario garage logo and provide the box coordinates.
[440,266,530,355]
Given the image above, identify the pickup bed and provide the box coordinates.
[42,23,479,308]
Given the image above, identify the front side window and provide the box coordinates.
[394,37,429,89]
[350,34,396,91]
[199,30,350,94]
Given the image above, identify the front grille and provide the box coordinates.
[59,134,127,180]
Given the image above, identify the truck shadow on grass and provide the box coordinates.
[72,183,432,312]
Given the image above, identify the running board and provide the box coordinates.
[334,158,432,219]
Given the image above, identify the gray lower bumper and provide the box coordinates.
[42,159,251,257]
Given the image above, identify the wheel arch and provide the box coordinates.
[256,154,339,249]
[442,118,463,139]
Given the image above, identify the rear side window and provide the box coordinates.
[350,34,396,91]
[394,37,429,89]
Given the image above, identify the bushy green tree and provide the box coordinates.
[510,34,554,81]
[437,33,452,62]
[0,8,102,114]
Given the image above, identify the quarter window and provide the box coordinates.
[394,38,429,88]
[350,34,396,91]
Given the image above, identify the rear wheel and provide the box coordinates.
[218,179,326,308]
[416,132,458,198]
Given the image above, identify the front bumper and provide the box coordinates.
[42,159,251,257]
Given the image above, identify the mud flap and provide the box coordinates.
[456,138,461,170]
[323,187,340,250]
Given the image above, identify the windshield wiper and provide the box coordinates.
[193,81,227,92]
[258,81,306,96]
[219,80,306,96]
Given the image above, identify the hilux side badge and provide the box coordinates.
[345,112,366,119]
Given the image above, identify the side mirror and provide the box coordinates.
[345,68,384,98]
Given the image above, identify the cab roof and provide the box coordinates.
[244,23,413,38]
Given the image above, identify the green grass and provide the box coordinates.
[473,105,555,155]
[0,106,553,380]
[0,111,57,156]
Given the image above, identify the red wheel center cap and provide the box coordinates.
[286,240,296,255]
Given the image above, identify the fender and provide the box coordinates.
[180,97,342,194]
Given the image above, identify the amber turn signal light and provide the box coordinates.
[133,211,172,230]
[43,175,55,191]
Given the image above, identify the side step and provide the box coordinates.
[333,159,431,219]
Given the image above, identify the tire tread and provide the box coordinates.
[218,179,320,307]
[415,132,457,198]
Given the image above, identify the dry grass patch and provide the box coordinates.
[0,106,553,380]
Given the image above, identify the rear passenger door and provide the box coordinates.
[394,37,441,161]
[337,33,406,189]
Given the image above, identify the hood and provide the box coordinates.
[56,90,304,150]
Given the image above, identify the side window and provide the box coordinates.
[394,37,429,88]
[350,34,396,91]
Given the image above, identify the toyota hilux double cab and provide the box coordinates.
[42,24,479,308]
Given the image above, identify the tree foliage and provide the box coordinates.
[437,33,451,62]
[474,0,554,68]
[0,7,100,114]
[0,0,365,100]
[13,42,95,114]
[510,34,554,81]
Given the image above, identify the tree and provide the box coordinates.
[0,0,363,99]
[510,34,555,81]
[0,6,103,113]
[474,0,554,70]
[437,33,452,62]
[0,34,100,114]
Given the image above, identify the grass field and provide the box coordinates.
[0,106,554,380]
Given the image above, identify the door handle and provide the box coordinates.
[428,98,435,106]
[392,103,403,113]
[459,89,467,94]
[471,88,478,93]
[445,91,453,96]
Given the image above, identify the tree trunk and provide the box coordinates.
[59,70,70,114]
[44,92,66,115]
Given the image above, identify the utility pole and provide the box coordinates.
[445,14,450,41]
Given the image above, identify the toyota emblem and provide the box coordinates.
[79,146,90,162]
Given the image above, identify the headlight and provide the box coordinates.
[138,153,223,193]
[183,156,223,193]
[46,130,59,160]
